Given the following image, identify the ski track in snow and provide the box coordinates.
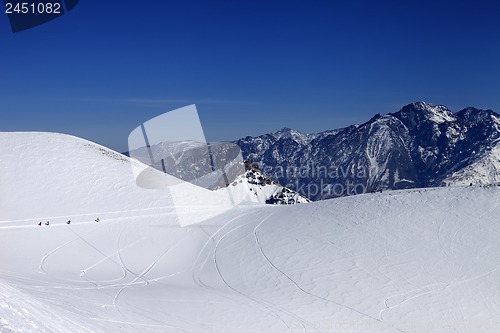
[212,218,295,331]
[211,212,310,333]
[253,213,409,333]
[114,220,151,286]
[0,206,177,225]
[38,210,272,332]
[112,231,191,310]
[88,316,195,333]
[38,210,181,286]
[83,223,134,284]
[80,234,147,286]
[190,212,305,333]
[379,283,449,321]
[108,223,227,333]
[191,211,254,288]
[38,225,104,275]
[289,198,421,328]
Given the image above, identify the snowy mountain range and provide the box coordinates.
[2,132,500,332]
[237,102,500,200]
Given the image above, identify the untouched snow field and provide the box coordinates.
[1,132,500,332]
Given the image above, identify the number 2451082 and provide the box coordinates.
[5,2,61,14]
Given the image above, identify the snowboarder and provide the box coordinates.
[95,218,100,223]
[66,220,71,225]
[38,222,41,226]
[45,221,49,226]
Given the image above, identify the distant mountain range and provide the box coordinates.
[126,140,309,205]
[236,102,500,200]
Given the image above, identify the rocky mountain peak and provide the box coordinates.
[394,101,456,125]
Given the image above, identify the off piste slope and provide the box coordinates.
[1,132,500,333]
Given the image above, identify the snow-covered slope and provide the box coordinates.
[2,132,500,333]
[0,132,241,226]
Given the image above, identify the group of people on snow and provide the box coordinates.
[37,218,100,226]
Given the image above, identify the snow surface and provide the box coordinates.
[2,132,500,332]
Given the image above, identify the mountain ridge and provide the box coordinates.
[236,102,500,200]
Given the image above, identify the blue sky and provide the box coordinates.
[1,0,499,152]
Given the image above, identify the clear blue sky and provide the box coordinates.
[1,0,499,152]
